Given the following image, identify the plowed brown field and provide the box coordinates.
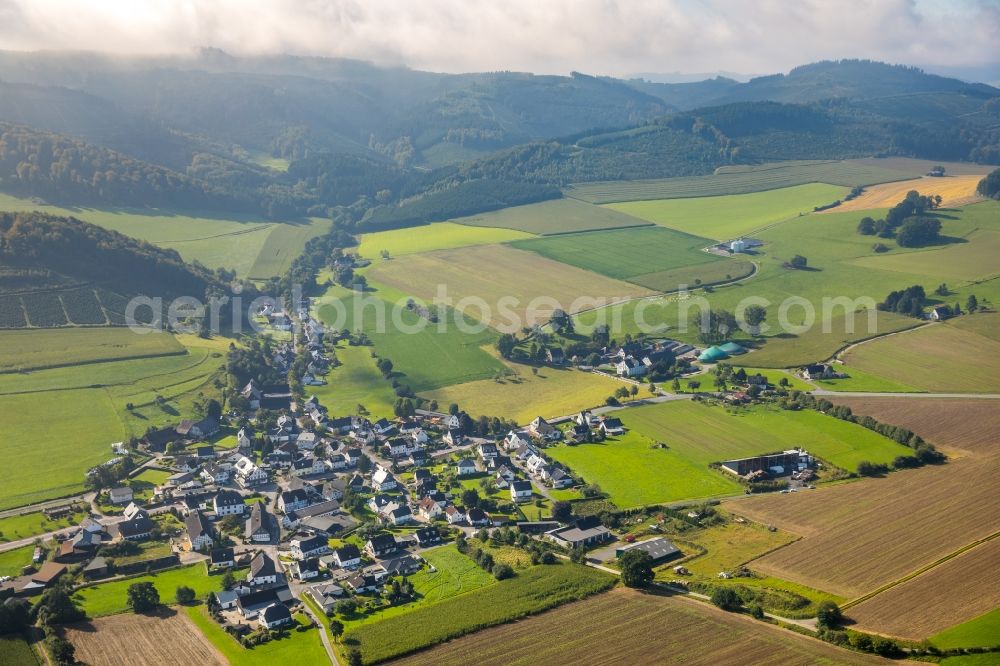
[391,588,886,665]
[62,609,226,666]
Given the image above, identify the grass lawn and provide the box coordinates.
[0,328,183,373]
[844,321,1000,392]
[452,197,653,235]
[941,656,1000,666]
[132,468,173,486]
[186,605,329,665]
[75,564,227,617]
[305,344,398,418]
[246,217,332,279]
[812,364,920,392]
[0,508,86,543]
[339,546,496,630]
[343,563,615,664]
[0,635,38,666]
[850,227,1000,283]
[0,545,35,577]
[365,243,655,334]
[548,401,912,508]
[421,359,629,422]
[930,608,1000,650]
[564,159,913,204]
[357,222,534,259]
[605,183,848,241]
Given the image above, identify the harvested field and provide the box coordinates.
[843,323,1000,393]
[62,608,225,666]
[849,537,1000,641]
[825,397,1000,457]
[725,455,1000,598]
[823,175,984,212]
[391,588,885,666]
[452,197,653,234]
[366,244,655,333]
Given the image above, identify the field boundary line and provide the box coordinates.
[0,348,189,376]
[841,530,1000,610]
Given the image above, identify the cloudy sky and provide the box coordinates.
[0,0,997,80]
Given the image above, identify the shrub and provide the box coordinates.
[815,600,842,628]
[492,563,514,580]
[710,587,742,612]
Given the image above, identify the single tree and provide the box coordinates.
[461,488,481,509]
[347,648,364,666]
[743,304,767,335]
[492,563,514,580]
[619,550,654,588]
[816,600,843,628]
[967,294,979,313]
[175,585,196,604]
[788,255,808,269]
[329,618,344,641]
[710,587,742,611]
[126,581,160,613]
[551,500,573,523]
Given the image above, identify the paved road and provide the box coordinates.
[298,594,339,666]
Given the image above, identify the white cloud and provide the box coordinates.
[0,0,996,77]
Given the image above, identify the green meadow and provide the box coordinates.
[604,183,849,240]
[75,564,226,617]
[548,400,912,508]
[187,605,329,666]
[305,343,399,419]
[452,197,653,235]
[0,545,35,578]
[811,364,920,392]
[0,192,324,278]
[0,328,183,373]
[357,222,534,259]
[930,608,1000,650]
[564,159,914,204]
[314,284,505,392]
[0,635,37,666]
[508,225,753,291]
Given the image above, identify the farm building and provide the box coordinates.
[729,239,747,253]
[545,517,613,549]
[616,538,682,565]
[719,341,746,355]
[720,450,812,477]
[698,346,728,363]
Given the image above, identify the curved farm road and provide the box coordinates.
[299,600,339,666]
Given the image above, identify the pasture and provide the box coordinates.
[0,545,34,577]
[62,608,226,666]
[726,454,1000,599]
[605,183,849,241]
[844,322,1000,393]
[186,605,329,666]
[75,564,224,617]
[811,364,920,392]
[0,192,317,278]
[851,228,1000,283]
[0,507,86,543]
[365,244,655,333]
[343,563,614,664]
[564,159,913,204]
[421,361,630,423]
[314,286,506,392]
[306,344,398,418]
[931,608,1000,650]
[508,225,754,291]
[849,537,1000,642]
[549,400,911,508]
[0,327,183,373]
[825,396,1000,457]
[357,222,533,259]
[829,174,985,212]
[392,587,883,666]
[451,197,653,234]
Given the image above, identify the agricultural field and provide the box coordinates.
[365,244,655,333]
[829,174,985,212]
[605,183,849,241]
[393,587,883,666]
[508,226,753,292]
[451,197,654,234]
[306,344,398,418]
[75,564,225,617]
[549,400,911,509]
[186,605,329,666]
[824,396,1000,457]
[0,327,183,372]
[564,159,914,204]
[357,221,534,259]
[843,321,1000,393]
[722,367,814,391]
[421,360,630,423]
[343,563,614,664]
[946,310,1000,341]
[847,157,997,177]
[314,286,506,392]
[0,545,35,577]
[62,608,226,666]
[851,229,1000,284]
[0,635,38,666]
[848,537,1000,642]
[931,608,1000,650]
[0,192,320,278]
[726,454,1000,599]
[810,364,920,393]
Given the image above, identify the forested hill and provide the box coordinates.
[0,211,247,329]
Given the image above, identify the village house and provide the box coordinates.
[365,534,398,559]
[200,463,230,485]
[185,510,215,551]
[615,356,647,378]
[545,517,613,549]
[260,602,293,629]
[233,456,269,488]
[478,442,499,460]
[112,504,154,541]
[510,479,533,503]
[278,487,316,514]
[329,544,362,569]
[247,552,279,586]
[382,503,413,526]
[291,557,321,581]
[108,486,133,505]
[599,417,625,436]
[291,456,326,478]
[503,430,533,451]
[445,505,466,525]
[242,380,263,409]
[414,526,442,547]
[418,496,444,520]
[443,428,464,446]
[466,507,490,527]
[371,468,398,492]
[290,535,330,560]
[213,490,246,516]
[455,458,477,477]
[245,504,273,543]
[529,416,561,441]
[210,547,235,569]
[307,583,345,613]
